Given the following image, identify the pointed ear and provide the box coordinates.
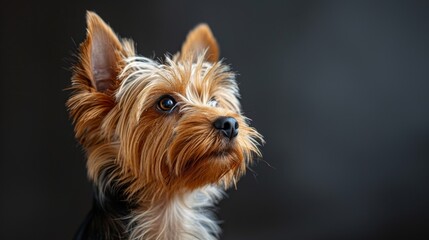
[180,24,219,63]
[78,11,125,92]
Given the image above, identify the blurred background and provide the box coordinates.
[1,1,429,239]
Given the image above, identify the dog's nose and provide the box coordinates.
[213,117,239,140]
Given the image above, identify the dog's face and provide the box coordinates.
[115,55,262,194]
[68,12,262,199]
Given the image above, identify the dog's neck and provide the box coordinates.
[129,185,223,240]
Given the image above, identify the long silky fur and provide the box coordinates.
[128,185,223,240]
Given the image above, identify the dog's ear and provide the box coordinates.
[77,11,125,92]
[180,24,219,63]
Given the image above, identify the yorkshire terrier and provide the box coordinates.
[68,11,263,240]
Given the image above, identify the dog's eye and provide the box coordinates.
[208,97,218,107]
[158,96,177,112]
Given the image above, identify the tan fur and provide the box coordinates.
[180,23,220,63]
[68,11,263,240]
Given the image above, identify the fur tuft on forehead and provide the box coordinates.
[116,54,241,122]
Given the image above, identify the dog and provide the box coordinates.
[68,11,263,240]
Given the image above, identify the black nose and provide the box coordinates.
[213,117,239,140]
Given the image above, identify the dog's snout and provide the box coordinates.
[213,117,239,140]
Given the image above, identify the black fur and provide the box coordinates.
[74,168,136,240]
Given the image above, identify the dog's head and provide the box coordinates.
[68,12,262,200]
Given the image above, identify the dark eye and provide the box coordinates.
[208,97,218,107]
[158,95,177,112]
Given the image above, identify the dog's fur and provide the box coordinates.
[68,12,263,240]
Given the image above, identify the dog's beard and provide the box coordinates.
[166,112,248,189]
[116,106,260,196]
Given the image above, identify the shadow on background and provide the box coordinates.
[1,1,429,239]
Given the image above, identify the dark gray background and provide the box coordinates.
[1,1,429,239]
